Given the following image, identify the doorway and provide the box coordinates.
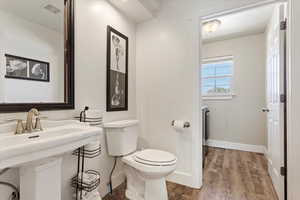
[199,1,288,200]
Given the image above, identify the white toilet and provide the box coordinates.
[103,120,177,200]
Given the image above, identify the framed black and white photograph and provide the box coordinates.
[106,26,128,112]
[5,55,28,79]
[5,54,49,82]
[29,60,49,81]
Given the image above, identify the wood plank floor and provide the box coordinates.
[103,147,278,200]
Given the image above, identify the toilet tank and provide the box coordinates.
[103,120,139,156]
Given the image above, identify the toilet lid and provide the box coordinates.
[134,149,177,166]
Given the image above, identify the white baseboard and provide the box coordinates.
[167,171,196,188]
[263,146,268,155]
[206,139,266,154]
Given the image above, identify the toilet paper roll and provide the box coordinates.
[172,120,186,131]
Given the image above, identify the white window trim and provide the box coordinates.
[201,55,235,99]
[202,93,236,100]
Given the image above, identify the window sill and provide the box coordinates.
[202,94,235,100]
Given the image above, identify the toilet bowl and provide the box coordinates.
[122,149,177,200]
[103,120,177,200]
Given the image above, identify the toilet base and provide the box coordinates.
[144,178,168,200]
[124,164,145,200]
[124,164,169,200]
[126,189,144,200]
[125,178,168,200]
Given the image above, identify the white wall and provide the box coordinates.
[0,10,64,103]
[136,18,202,188]
[202,34,267,146]
[136,0,265,188]
[0,0,275,198]
[0,0,136,199]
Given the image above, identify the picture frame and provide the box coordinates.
[5,54,50,82]
[106,26,129,112]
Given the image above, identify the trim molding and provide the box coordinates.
[167,171,196,188]
[202,0,287,21]
[207,139,267,154]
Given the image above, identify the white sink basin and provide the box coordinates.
[0,120,102,169]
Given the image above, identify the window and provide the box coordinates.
[201,56,234,98]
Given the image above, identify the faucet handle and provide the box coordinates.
[35,118,43,131]
[29,108,40,116]
[15,120,25,135]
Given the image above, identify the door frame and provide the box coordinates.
[199,0,289,199]
[286,1,300,200]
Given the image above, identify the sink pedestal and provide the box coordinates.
[19,158,62,200]
[0,120,102,200]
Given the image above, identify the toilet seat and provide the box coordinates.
[122,149,177,174]
[122,149,177,200]
[134,149,177,166]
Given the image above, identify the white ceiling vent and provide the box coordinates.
[44,4,61,14]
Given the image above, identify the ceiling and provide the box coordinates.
[0,0,64,33]
[108,0,161,23]
[202,4,275,43]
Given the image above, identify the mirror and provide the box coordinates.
[0,0,74,112]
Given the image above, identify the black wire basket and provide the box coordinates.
[72,146,101,158]
[71,170,100,192]
[73,107,102,200]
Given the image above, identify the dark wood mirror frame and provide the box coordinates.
[0,0,75,113]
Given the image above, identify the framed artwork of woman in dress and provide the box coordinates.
[106,26,128,111]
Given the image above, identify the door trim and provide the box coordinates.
[281,18,288,200]
[201,0,287,21]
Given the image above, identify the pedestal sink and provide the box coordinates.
[0,120,102,200]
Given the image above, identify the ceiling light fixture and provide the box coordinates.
[203,19,221,33]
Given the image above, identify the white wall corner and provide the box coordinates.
[137,0,161,14]
[263,146,273,166]
[99,172,125,197]
[112,172,126,189]
[263,146,268,156]
[207,139,266,154]
[108,0,156,23]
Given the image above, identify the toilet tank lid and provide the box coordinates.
[135,149,177,164]
[103,120,139,128]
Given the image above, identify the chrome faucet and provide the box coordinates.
[15,108,43,134]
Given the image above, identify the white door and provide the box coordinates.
[265,4,286,200]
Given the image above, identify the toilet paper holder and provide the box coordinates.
[171,120,191,128]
